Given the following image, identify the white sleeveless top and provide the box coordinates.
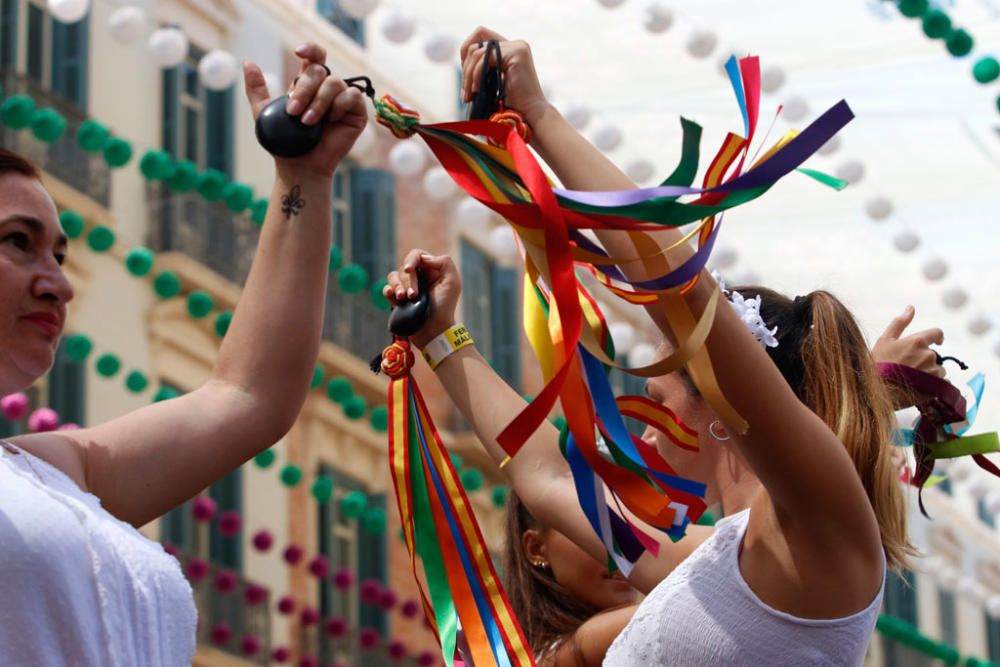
[0,440,197,666]
[604,509,884,666]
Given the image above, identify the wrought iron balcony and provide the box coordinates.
[0,68,110,207]
[146,182,389,361]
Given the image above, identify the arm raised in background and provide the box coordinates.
[460,28,885,597]
[14,43,367,527]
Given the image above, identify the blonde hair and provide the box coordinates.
[737,287,916,571]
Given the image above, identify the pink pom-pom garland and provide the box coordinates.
[211,623,232,645]
[378,588,398,611]
[217,510,241,537]
[359,627,380,650]
[331,567,354,590]
[388,639,407,660]
[27,407,59,432]
[186,557,209,582]
[282,543,303,565]
[400,599,421,619]
[417,651,437,666]
[299,606,319,626]
[0,393,29,420]
[271,646,290,663]
[58,422,80,430]
[244,582,267,606]
[325,616,348,638]
[307,554,328,579]
[359,578,382,605]
[277,595,296,615]
[298,656,318,667]
[251,529,273,552]
[240,634,261,656]
[214,569,238,594]
[191,496,217,522]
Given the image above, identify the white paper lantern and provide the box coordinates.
[379,8,416,44]
[108,6,145,44]
[455,198,493,232]
[835,159,864,185]
[760,66,786,94]
[686,31,717,58]
[942,287,968,310]
[198,50,239,91]
[968,478,991,500]
[348,124,376,160]
[596,0,626,7]
[865,196,893,221]
[340,0,379,19]
[388,141,426,178]
[48,0,88,23]
[968,314,992,336]
[609,322,637,355]
[625,158,654,184]
[892,229,920,253]
[629,342,657,368]
[422,167,458,201]
[782,96,809,122]
[987,595,1000,620]
[642,2,673,33]
[817,134,841,156]
[958,577,980,598]
[921,258,948,282]
[563,103,592,131]
[593,125,623,152]
[986,492,1000,515]
[949,462,973,483]
[713,246,738,270]
[424,33,457,64]
[488,226,519,261]
[148,27,188,69]
[938,566,961,592]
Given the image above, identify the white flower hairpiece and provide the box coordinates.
[713,272,779,349]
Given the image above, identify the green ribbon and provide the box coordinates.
[928,432,1000,459]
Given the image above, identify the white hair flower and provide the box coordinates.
[713,271,779,349]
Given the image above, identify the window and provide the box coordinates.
[1,0,89,109]
[317,465,388,664]
[162,44,234,175]
[937,474,952,496]
[989,614,1000,662]
[48,337,85,426]
[883,569,932,667]
[160,467,242,570]
[938,589,957,647]
[341,167,396,282]
[460,240,521,389]
[979,498,996,529]
[316,0,364,45]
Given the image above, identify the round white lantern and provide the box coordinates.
[48,0,89,23]
[783,96,810,122]
[596,0,626,7]
[987,595,1000,620]
[958,577,980,598]
[968,315,992,336]
[942,287,968,310]
[340,0,379,19]
[892,230,920,253]
[835,159,864,185]
[817,134,841,156]
[198,50,239,91]
[760,66,786,94]
[713,246,738,270]
[686,31,717,58]
[422,167,458,201]
[488,226,519,261]
[379,8,416,44]
[625,158,655,184]
[629,342,657,368]
[455,198,493,233]
[609,322,637,355]
[642,2,673,33]
[424,33,457,63]
[593,125,623,152]
[108,6,145,44]
[938,566,960,592]
[921,258,948,282]
[563,103,592,131]
[149,27,188,69]
[865,196,893,221]
[388,141,426,178]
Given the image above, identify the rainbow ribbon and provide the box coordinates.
[385,340,535,667]
[373,54,852,599]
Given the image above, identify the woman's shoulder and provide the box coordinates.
[5,433,89,491]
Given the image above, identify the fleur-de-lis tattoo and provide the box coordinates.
[281,185,306,219]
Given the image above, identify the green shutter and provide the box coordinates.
[205,87,234,177]
[209,468,243,572]
[50,12,88,110]
[0,0,18,69]
[358,493,388,636]
[317,0,364,45]
[48,338,85,426]
[26,3,42,83]
[989,615,1000,661]
[460,241,492,357]
[491,266,520,389]
[938,589,957,648]
[350,168,396,280]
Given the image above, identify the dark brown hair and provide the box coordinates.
[503,493,603,656]
[736,285,915,571]
[0,148,41,180]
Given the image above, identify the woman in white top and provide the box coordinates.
[384,27,929,666]
[0,43,367,666]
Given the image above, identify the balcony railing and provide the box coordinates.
[171,551,271,665]
[146,182,390,361]
[0,68,111,207]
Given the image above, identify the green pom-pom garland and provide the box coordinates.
[95,353,121,378]
[102,137,133,168]
[280,463,303,487]
[125,246,155,277]
[59,210,85,239]
[153,271,182,299]
[254,449,276,468]
[326,376,353,403]
[64,333,93,362]
[125,370,149,393]
[86,225,115,252]
[186,290,214,319]
[76,119,110,153]
[214,310,233,337]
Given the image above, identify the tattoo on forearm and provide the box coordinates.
[281,185,306,219]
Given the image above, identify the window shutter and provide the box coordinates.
[50,13,88,110]
[350,168,396,280]
[491,265,520,389]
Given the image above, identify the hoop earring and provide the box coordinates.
[532,560,549,570]
[709,420,731,442]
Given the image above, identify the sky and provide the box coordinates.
[359,0,1000,437]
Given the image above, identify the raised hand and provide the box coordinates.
[385,249,463,348]
[459,27,550,127]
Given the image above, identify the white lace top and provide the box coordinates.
[604,509,884,667]
[0,440,197,666]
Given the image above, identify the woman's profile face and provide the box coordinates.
[541,528,640,610]
[0,172,73,394]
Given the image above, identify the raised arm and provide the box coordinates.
[14,44,367,527]
[460,29,884,577]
